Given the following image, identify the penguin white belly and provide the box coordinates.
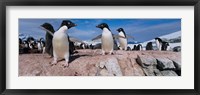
[155,40,161,50]
[53,32,69,58]
[37,43,42,51]
[118,32,127,50]
[101,31,113,53]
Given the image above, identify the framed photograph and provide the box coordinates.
[1,0,200,95]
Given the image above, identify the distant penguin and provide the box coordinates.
[19,38,22,44]
[21,40,30,53]
[37,38,45,53]
[132,45,137,51]
[155,37,162,51]
[40,38,46,54]
[41,23,55,57]
[146,42,153,50]
[127,46,131,51]
[161,41,170,51]
[19,38,23,54]
[69,39,76,54]
[25,37,35,50]
[96,23,114,55]
[28,41,35,50]
[89,44,94,49]
[80,43,86,49]
[23,41,29,49]
[37,40,42,52]
[93,43,102,49]
[136,44,142,51]
[51,20,77,67]
[27,37,35,44]
[117,28,128,50]
[173,46,181,52]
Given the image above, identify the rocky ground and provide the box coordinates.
[19,49,181,76]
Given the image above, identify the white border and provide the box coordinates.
[6,6,194,89]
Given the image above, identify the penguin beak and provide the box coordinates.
[72,23,77,27]
[39,26,45,30]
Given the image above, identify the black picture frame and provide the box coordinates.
[0,0,200,95]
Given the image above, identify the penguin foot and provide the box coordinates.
[51,61,57,66]
[109,51,114,55]
[62,62,69,68]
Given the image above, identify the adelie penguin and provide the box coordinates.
[146,42,153,50]
[40,22,79,56]
[116,28,128,50]
[155,37,162,51]
[155,37,170,51]
[161,41,170,51]
[136,44,142,51]
[40,23,55,57]
[37,38,45,53]
[95,23,114,55]
[52,20,77,67]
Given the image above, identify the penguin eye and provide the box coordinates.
[68,22,71,25]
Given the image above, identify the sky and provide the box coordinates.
[19,19,181,42]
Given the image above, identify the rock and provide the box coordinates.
[160,70,178,76]
[99,61,106,69]
[142,66,155,76]
[175,70,181,76]
[87,64,98,76]
[142,66,161,76]
[98,57,122,76]
[31,69,42,76]
[132,59,145,76]
[156,57,176,70]
[154,69,162,76]
[99,69,110,76]
[137,54,157,67]
[172,60,181,70]
[19,50,180,76]
[173,46,181,52]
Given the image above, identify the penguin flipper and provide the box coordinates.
[39,26,54,36]
[113,34,126,39]
[92,34,102,41]
[69,37,85,44]
[126,35,134,40]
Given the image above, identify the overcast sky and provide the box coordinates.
[19,19,181,42]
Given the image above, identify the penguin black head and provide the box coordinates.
[41,23,55,33]
[39,37,44,41]
[27,37,35,43]
[155,37,162,43]
[19,38,22,44]
[60,20,77,29]
[96,23,110,31]
[163,42,169,46]
[117,28,124,32]
[117,28,126,37]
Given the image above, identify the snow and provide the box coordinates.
[159,31,181,39]
[127,31,181,50]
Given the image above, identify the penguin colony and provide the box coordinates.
[19,20,173,67]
